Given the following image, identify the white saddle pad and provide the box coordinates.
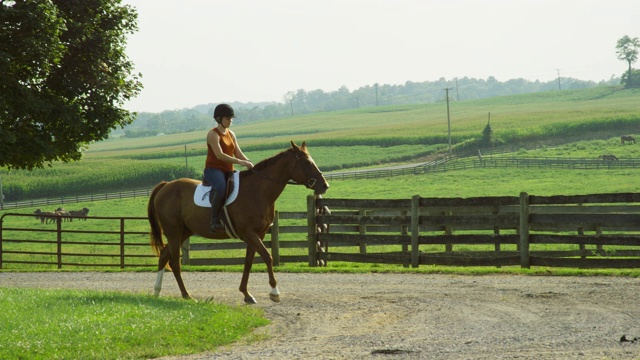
[193,171,239,207]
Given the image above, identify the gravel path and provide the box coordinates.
[2,272,640,359]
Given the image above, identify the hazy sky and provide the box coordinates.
[121,0,639,113]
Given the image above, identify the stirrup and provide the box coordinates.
[210,220,225,232]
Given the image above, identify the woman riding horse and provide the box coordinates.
[148,141,329,304]
[204,104,253,232]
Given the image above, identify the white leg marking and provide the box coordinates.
[154,270,164,296]
[269,286,281,302]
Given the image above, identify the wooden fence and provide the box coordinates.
[0,213,151,269]
[311,193,640,269]
[2,192,639,270]
[0,188,153,211]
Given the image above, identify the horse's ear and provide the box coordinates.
[300,141,307,150]
[290,141,299,151]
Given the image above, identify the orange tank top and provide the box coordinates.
[205,128,235,172]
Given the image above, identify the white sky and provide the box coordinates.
[121,0,639,113]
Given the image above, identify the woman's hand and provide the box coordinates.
[241,160,254,169]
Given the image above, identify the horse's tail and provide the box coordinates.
[148,181,168,256]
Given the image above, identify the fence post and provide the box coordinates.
[0,215,3,269]
[271,211,281,266]
[307,195,318,267]
[519,192,530,268]
[401,210,409,268]
[120,218,126,269]
[56,217,62,269]
[411,195,420,268]
[359,209,367,254]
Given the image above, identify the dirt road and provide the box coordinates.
[2,272,640,359]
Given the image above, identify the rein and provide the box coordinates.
[249,152,320,188]
[249,168,304,186]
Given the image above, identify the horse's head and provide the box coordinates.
[289,141,330,195]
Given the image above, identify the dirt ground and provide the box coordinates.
[2,271,640,359]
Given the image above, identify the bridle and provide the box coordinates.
[249,151,322,189]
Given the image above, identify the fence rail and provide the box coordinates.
[312,193,640,269]
[0,213,152,269]
[2,192,640,270]
[4,152,639,210]
[1,189,153,211]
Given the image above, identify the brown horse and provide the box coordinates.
[598,154,619,161]
[148,141,329,304]
[621,135,636,144]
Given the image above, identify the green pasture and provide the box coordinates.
[2,163,638,271]
[2,86,640,201]
[2,86,640,360]
[1,85,640,270]
[87,85,640,152]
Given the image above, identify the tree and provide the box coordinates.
[615,35,640,87]
[0,0,142,170]
[481,116,493,146]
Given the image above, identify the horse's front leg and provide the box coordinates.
[240,246,257,304]
[241,239,280,304]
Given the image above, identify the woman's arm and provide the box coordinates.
[230,131,251,162]
[207,130,253,169]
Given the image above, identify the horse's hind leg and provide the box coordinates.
[153,246,171,296]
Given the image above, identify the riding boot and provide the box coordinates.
[209,190,225,232]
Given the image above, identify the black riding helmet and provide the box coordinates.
[213,103,235,122]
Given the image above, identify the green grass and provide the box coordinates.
[0,288,268,360]
[1,86,639,359]
[2,163,638,272]
[3,86,639,201]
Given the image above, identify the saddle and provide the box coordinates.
[194,171,241,238]
[195,171,239,207]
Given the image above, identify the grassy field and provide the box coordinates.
[1,86,640,358]
[2,85,639,201]
[1,86,639,268]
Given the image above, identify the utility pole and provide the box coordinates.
[444,87,453,154]
[556,69,561,90]
[375,83,379,106]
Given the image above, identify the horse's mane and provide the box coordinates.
[250,146,308,172]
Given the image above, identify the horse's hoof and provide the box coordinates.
[269,293,281,303]
[244,296,257,305]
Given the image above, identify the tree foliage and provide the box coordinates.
[615,35,640,87]
[481,119,493,146]
[0,0,142,170]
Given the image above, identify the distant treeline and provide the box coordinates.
[115,76,619,138]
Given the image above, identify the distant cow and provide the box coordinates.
[598,154,619,161]
[56,207,71,221]
[621,135,636,144]
[69,207,90,220]
[33,209,59,224]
